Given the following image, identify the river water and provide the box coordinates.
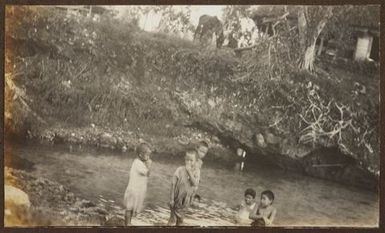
[7,143,379,227]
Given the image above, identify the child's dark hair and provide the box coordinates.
[136,143,151,156]
[244,188,256,199]
[261,190,275,202]
[194,194,201,202]
[185,148,198,160]
[197,141,209,148]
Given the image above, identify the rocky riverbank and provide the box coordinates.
[12,122,237,164]
[5,167,239,226]
[5,167,105,226]
[10,120,378,191]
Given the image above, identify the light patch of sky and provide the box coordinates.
[110,5,259,37]
[189,5,226,25]
[111,5,225,31]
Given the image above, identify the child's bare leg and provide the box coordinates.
[167,209,176,226]
[175,209,184,226]
[167,216,174,226]
[125,210,133,226]
[176,216,183,226]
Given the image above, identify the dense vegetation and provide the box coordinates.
[5,6,380,176]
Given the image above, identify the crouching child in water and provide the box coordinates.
[249,190,276,227]
[235,188,257,225]
[168,149,200,226]
[123,143,152,226]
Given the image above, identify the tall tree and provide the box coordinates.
[252,5,379,72]
[297,5,380,71]
[297,6,333,71]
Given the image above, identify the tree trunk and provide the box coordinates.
[298,6,333,72]
[301,42,317,71]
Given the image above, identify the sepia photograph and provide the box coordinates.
[3,3,381,228]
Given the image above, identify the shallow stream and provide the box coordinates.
[7,143,379,227]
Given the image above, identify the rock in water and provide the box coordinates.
[5,185,31,209]
[5,185,31,226]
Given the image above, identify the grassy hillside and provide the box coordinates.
[5,6,380,178]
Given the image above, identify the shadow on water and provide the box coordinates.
[301,147,378,191]
[5,142,35,172]
[5,141,380,227]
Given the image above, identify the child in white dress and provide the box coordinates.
[123,143,152,226]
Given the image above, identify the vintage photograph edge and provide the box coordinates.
[1,0,384,232]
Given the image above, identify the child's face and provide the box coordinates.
[185,153,196,168]
[244,194,254,205]
[139,149,151,161]
[197,146,208,159]
[260,194,273,207]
